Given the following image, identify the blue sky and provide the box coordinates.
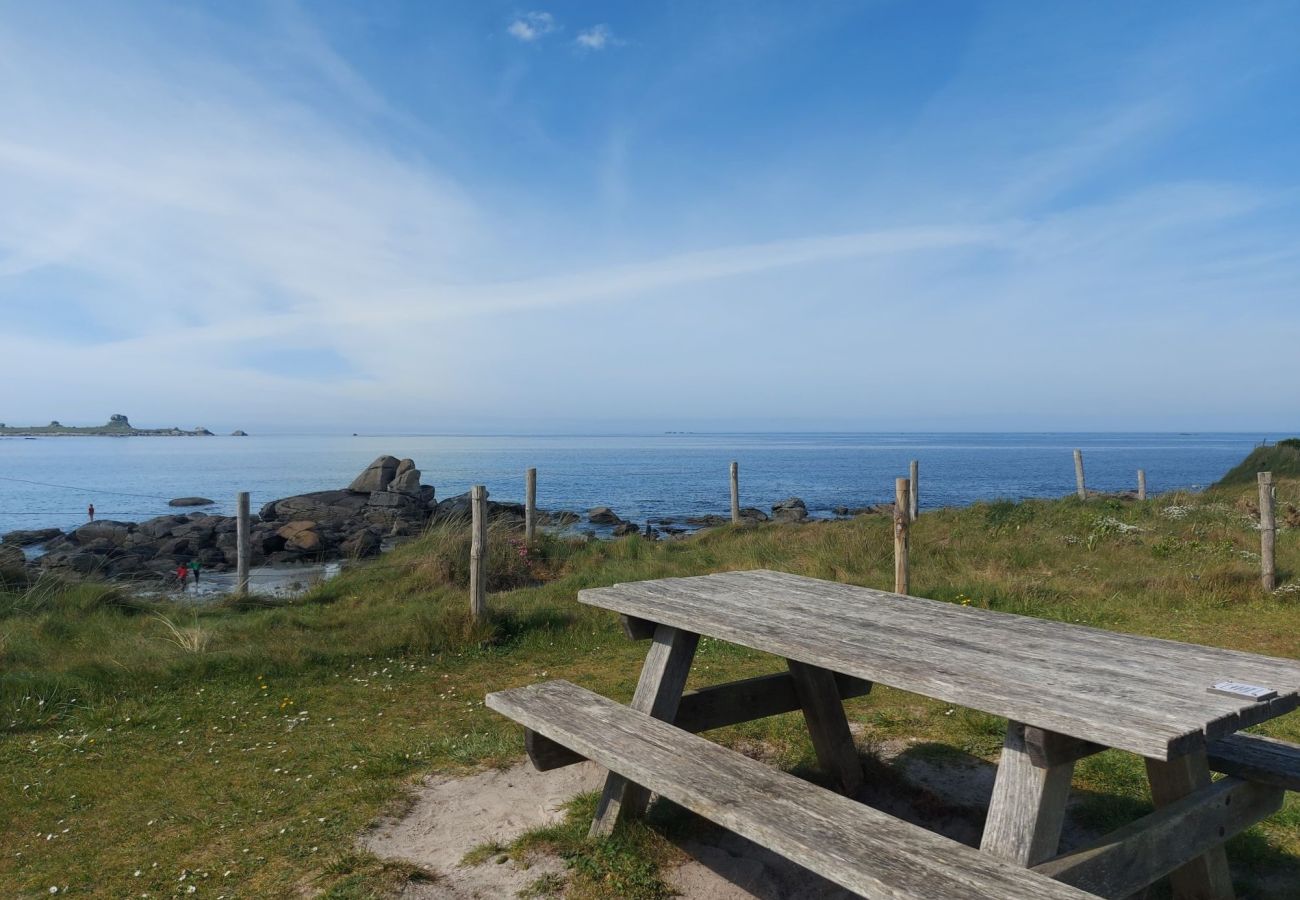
[1,1,1298,432]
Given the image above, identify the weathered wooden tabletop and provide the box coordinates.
[579,569,1300,760]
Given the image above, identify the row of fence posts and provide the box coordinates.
[307,449,1279,620]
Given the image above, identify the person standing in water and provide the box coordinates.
[190,558,202,586]
[176,560,189,591]
[87,503,95,522]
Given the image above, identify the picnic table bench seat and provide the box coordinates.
[487,679,1096,900]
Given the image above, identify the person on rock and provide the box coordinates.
[176,560,189,591]
[87,503,95,522]
[190,558,202,586]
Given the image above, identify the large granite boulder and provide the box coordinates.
[74,521,134,547]
[276,521,322,553]
[431,493,525,525]
[0,543,25,571]
[260,490,369,524]
[2,527,62,546]
[349,455,400,493]
[169,497,215,507]
[771,498,808,523]
[341,529,382,558]
[388,459,422,495]
[588,507,623,525]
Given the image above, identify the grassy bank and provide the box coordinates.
[2,479,1299,897]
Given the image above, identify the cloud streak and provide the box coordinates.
[0,3,1297,430]
[507,11,557,43]
[576,24,615,50]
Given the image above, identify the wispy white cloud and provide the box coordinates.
[575,24,616,51]
[507,11,557,43]
[0,4,1296,430]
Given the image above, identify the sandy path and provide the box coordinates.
[357,733,1046,899]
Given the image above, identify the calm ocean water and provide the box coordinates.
[0,432,1278,538]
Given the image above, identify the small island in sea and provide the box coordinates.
[0,413,238,437]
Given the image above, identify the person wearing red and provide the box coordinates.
[176,561,189,591]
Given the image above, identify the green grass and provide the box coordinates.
[2,480,1299,897]
[1216,437,1300,486]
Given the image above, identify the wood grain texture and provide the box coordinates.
[525,467,537,542]
[1145,750,1236,899]
[590,624,699,836]
[235,491,250,596]
[730,461,740,525]
[1023,727,1104,769]
[981,722,1075,866]
[487,680,1096,900]
[469,485,488,620]
[620,614,657,641]
[894,478,910,595]
[909,460,919,521]
[786,660,864,794]
[1260,471,1276,591]
[578,570,1300,759]
[1035,776,1280,899]
[525,670,872,771]
[1207,732,1300,791]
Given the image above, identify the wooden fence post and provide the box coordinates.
[1074,449,1086,500]
[1259,472,1276,592]
[236,491,250,596]
[909,459,919,521]
[1137,469,1147,501]
[470,485,488,620]
[730,461,740,525]
[525,467,537,542]
[894,478,910,595]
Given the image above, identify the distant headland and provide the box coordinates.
[0,414,246,437]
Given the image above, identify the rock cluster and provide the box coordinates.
[8,456,571,582]
[771,497,808,522]
[1,457,843,584]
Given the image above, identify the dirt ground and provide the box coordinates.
[358,732,1094,899]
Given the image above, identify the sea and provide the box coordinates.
[0,432,1280,540]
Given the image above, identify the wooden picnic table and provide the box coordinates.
[568,569,1300,899]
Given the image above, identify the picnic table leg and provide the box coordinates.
[1145,750,1236,900]
[589,624,700,837]
[981,722,1077,866]
[786,660,864,795]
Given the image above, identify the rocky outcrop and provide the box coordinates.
[0,543,25,571]
[686,514,730,527]
[431,492,524,525]
[834,504,892,517]
[169,497,215,507]
[2,527,62,546]
[9,453,805,584]
[771,498,808,523]
[231,430,248,436]
[349,455,400,493]
[260,490,370,525]
[588,507,623,525]
[388,459,422,495]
